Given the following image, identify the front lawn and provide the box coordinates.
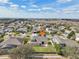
[33,45,56,52]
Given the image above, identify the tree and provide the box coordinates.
[65,25,71,30]
[60,29,65,33]
[0,34,5,42]
[57,31,62,36]
[10,44,33,59]
[61,46,79,59]
[50,31,57,36]
[23,37,30,44]
[27,26,33,32]
[54,43,62,55]
[67,31,76,40]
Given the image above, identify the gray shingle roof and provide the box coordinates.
[0,37,22,48]
[52,35,79,47]
[32,36,48,42]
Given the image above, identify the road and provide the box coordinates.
[31,56,63,58]
[0,55,10,59]
[0,55,67,59]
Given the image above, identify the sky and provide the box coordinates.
[0,0,79,18]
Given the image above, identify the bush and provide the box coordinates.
[46,32,50,35]
[23,37,30,44]
[0,38,4,43]
[48,42,52,45]
[54,43,62,55]
[0,34,5,42]
[60,29,65,33]
[0,49,9,55]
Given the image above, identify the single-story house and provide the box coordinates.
[52,35,79,48]
[31,36,48,46]
[75,33,79,41]
[0,37,22,49]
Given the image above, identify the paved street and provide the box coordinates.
[30,54,67,59]
[0,55,67,59]
[31,55,63,58]
[0,55,10,59]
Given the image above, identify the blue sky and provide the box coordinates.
[0,0,79,18]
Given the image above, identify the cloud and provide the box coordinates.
[0,0,9,3]
[27,7,56,12]
[21,5,26,8]
[52,4,79,19]
[8,2,13,5]
[57,0,72,3]
[0,6,28,18]
[28,8,41,11]
[31,4,38,8]
[61,4,79,14]
[0,3,79,19]
[42,7,53,10]
[10,4,19,9]
[0,6,56,18]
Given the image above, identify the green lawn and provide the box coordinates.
[33,45,56,52]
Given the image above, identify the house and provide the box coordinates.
[58,26,65,30]
[46,35,52,39]
[70,27,76,32]
[32,26,39,32]
[39,26,46,36]
[0,29,4,34]
[52,35,79,48]
[46,28,52,33]
[52,35,65,44]
[31,36,48,46]
[39,30,46,36]
[65,30,71,34]
[75,33,79,41]
[62,30,71,37]
[4,27,13,32]
[17,27,27,33]
[31,32,38,37]
[16,33,26,38]
[0,36,22,49]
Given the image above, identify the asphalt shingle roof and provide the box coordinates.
[52,35,79,47]
[0,37,22,48]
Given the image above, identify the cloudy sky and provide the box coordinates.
[0,0,79,18]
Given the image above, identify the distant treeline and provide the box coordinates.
[0,18,79,22]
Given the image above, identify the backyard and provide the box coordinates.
[33,45,56,52]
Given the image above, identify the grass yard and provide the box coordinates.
[33,45,56,52]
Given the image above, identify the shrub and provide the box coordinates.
[23,37,30,44]
[48,42,52,45]
[0,48,9,55]
[54,43,62,55]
